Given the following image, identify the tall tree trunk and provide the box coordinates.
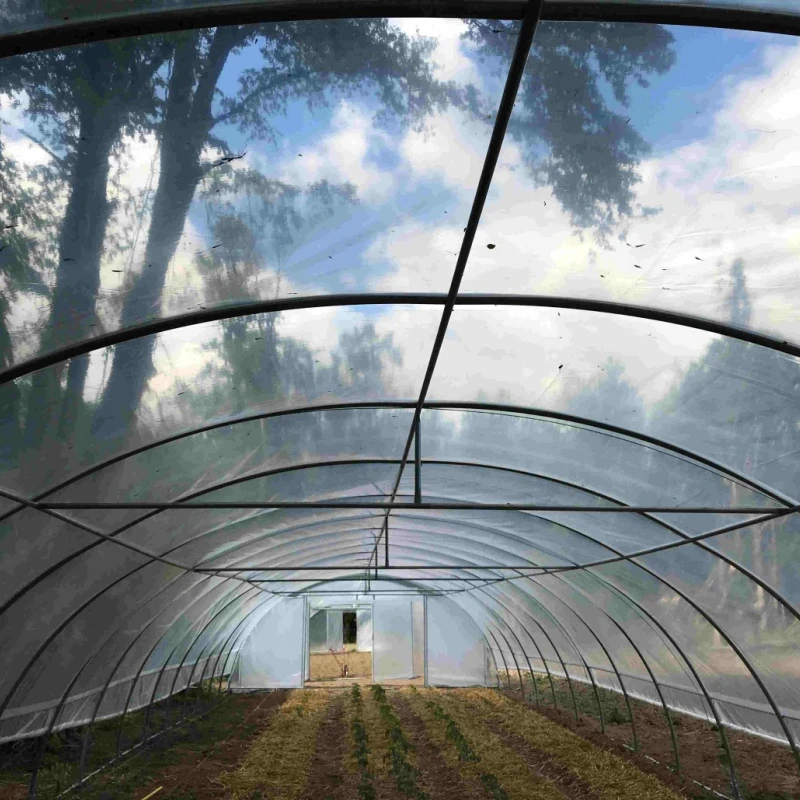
[92,28,242,442]
[23,95,119,451]
[21,40,172,459]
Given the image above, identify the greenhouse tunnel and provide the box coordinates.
[1,0,800,798]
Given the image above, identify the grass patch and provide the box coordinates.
[519,673,631,725]
[0,685,224,799]
[220,690,331,800]
[370,685,427,800]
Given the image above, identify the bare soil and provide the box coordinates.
[505,686,800,799]
[298,694,355,800]
[390,692,486,800]
[482,716,602,800]
[145,691,288,800]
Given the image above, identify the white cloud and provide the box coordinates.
[392,18,479,84]
[366,35,800,415]
[275,101,394,204]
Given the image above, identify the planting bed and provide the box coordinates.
[1,685,796,799]
[503,672,799,800]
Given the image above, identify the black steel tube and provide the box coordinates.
[123,587,255,754]
[159,587,263,731]
[38,500,793,513]
[6,293,800,393]
[76,575,221,782]
[414,417,422,505]
[486,629,512,690]
[477,587,582,721]
[1,0,800,62]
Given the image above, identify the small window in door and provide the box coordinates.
[343,611,357,647]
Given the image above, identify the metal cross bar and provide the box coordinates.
[364,0,545,577]
[39,501,793,512]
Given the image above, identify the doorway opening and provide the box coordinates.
[307,605,373,684]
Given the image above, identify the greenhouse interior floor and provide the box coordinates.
[1,679,797,800]
[304,675,424,688]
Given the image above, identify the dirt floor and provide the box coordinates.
[0,689,289,800]
[502,673,800,800]
[1,683,798,799]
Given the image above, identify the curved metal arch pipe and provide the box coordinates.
[2,396,788,633]
[2,0,800,61]
[74,574,231,782]
[531,572,681,770]
[457,586,581,719]
[2,389,785,537]
[6,292,800,391]
[489,577,638,739]
[112,583,258,758]
[485,629,513,690]
[150,587,265,736]
[474,583,601,724]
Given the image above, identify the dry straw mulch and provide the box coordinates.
[219,690,332,800]
[404,687,565,800]
[448,688,684,800]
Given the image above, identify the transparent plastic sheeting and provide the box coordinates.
[465,17,800,349]
[426,597,490,687]
[308,610,329,654]
[0,307,440,496]
[0,18,507,372]
[1,9,800,765]
[230,597,306,689]
[358,609,374,654]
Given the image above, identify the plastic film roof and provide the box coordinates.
[1,0,800,774]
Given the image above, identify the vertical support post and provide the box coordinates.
[384,517,389,569]
[423,595,428,687]
[414,417,421,505]
[301,595,308,688]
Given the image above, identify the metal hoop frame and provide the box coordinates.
[2,5,799,798]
